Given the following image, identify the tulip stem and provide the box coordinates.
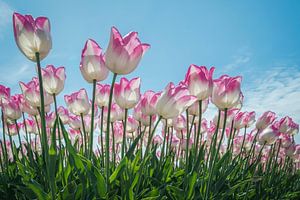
[1,110,8,165]
[80,113,87,156]
[88,79,97,159]
[195,100,202,157]
[15,120,24,158]
[121,108,128,158]
[105,73,117,190]
[100,106,104,166]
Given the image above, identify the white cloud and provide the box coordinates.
[222,47,251,72]
[0,62,35,92]
[0,1,13,36]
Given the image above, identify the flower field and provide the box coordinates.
[0,12,300,199]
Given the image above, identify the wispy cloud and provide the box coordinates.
[0,1,13,37]
[0,62,35,92]
[222,47,252,72]
[243,66,300,122]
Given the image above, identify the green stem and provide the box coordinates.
[15,120,24,158]
[80,113,87,156]
[121,109,128,158]
[100,106,104,166]
[195,100,202,158]
[1,110,8,165]
[88,79,97,159]
[105,73,117,190]
[35,52,49,165]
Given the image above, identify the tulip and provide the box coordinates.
[1,96,22,120]
[45,112,56,128]
[103,103,124,123]
[258,125,280,145]
[141,90,161,116]
[140,114,157,127]
[16,94,39,116]
[41,65,66,95]
[184,65,215,100]
[173,115,186,132]
[234,111,256,129]
[256,111,276,130]
[23,119,38,134]
[277,116,299,135]
[133,102,142,122]
[114,77,141,109]
[57,106,69,124]
[156,82,197,119]
[211,75,242,110]
[64,89,90,116]
[19,77,53,108]
[13,13,52,61]
[80,39,109,83]
[0,85,10,105]
[95,84,110,107]
[153,135,163,145]
[68,115,82,130]
[105,26,150,75]
[126,116,138,133]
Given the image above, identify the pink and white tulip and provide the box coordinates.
[277,116,299,135]
[1,96,22,120]
[256,111,276,130]
[114,77,141,109]
[41,65,66,95]
[64,89,90,116]
[156,82,197,119]
[258,125,280,145]
[105,26,150,75]
[234,111,256,129]
[95,84,110,107]
[141,90,161,116]
[211,75,242,110]
[0,84,10,105]
[13,13,52,61]
[19,77,53,107]
[80,39,109,83]
[184,65,214,100]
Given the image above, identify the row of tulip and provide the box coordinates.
[0,12,299,199]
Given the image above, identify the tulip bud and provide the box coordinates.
[41,65,66,95]
[105,26,150,75]
[256,111,276,130]
[64,89,90,116]
[114,77,141,109]
[80,39,109,83]
[184,65,214,100]
[156,82,197,119]
[13,13,52,61]
[212,75,242,110]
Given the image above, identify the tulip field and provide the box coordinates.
[1,12,300,200]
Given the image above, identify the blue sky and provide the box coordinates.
[0,0,300,141]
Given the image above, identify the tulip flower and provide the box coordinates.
[23,119,38,134]
[57,106,69,124]
[95,84,110,107]
[141,90,161,116]
[234,111,256,129]
[0,84,10,105]
[211,75,242,110]
[68,114,82,130]
[184,65,215,100]
[13,13,52,61]
[153,135,163,145]
[80,39,109,83]
[141,113,157,126]
[19,77,53,108]
[277,116,299,135]
[41,65,66,95]
[105,26,150,75]
[173,115,186,131]
[258,125,280,145]
[156,82,197,119]
[64,89,90,116]
[1,96,22,120]
[103,103,124,123]
[256,111,276,130]
[126,116,138,133]
[133,102,142,122]
[114,77,141,109]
